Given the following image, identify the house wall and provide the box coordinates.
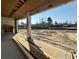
[1,17,15,34]
[1,17,15,27]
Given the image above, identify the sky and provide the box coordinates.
[18,1,77,24]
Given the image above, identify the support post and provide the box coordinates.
[27,13,31,39]
[15,19,17,34]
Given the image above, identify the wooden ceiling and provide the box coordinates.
[1,0,72,19]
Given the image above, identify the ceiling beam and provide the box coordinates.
[9,0,27,17]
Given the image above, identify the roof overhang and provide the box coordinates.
[1,0,73,19]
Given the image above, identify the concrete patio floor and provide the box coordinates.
[1,33,28,59]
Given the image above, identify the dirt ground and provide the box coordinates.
[17,29,77,59]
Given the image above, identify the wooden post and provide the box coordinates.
[27,13,31,39]
[15,19,17,34]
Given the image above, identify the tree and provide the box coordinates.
[55,21,58,25]
[21,21,25,26]
[75,22,77,27]
[47,17,52,26]
[64,20,68,25]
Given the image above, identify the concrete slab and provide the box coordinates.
[1,33,28,59]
